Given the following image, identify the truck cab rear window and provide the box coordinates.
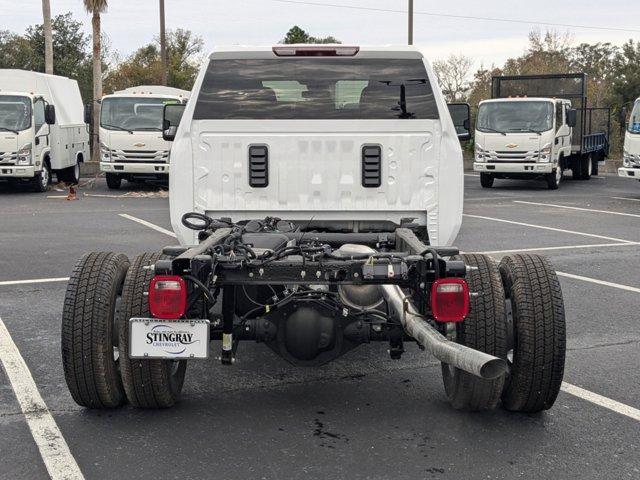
[194,59,439,120]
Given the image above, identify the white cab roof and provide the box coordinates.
[0,69,84,125]
[109,85,190,98]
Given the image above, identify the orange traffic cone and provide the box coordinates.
[66,185,78,201]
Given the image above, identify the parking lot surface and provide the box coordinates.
[1,174,639,480]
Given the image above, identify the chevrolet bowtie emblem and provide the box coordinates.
[133,142,146,147]
[506,143,518,148]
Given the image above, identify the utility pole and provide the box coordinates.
[408,0,414,45]
[159,0,168,85]
[42,0,53,74]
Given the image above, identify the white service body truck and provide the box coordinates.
[62,46,566,416]
[99,86,189,189]
[619,97,640,181]
[0,69,88,191]
[474,73,609,189]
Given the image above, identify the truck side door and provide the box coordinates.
[554,101,570,154]
[33,98,48,165]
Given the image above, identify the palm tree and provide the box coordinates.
[42,0,53,74]
[83,0,108,163]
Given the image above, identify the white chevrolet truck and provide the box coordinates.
[99,86,189,189]
[474,73,610,189]
[619,97,640,181]
[0,69,89,191]
[61,46,566,415]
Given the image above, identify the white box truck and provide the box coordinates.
[619,97,640,181]
[99,86,189,189]
[62,46,566,416]
[0,69,89,191]
[474,73,610,189]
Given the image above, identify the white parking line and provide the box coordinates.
[0,318,84,480]
[463,213,635,244]
[464,173,479,177]
[119,213,177,238]
[0,277,70,287]
[561,382,640,422]
[556,271,640,294]
[477,242,640,255]
[612,196,640,203]
[514,200,640,219]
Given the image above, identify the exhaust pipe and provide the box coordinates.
[381,285,508,380]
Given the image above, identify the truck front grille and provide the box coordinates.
[488,150,539,163]
[109,149,169,163]
[0,152,18,165]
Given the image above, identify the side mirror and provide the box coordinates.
[447,102,472,141]
[44,104,56,125]
[84,103,93,125]
[162,103,186,141]
[566,108,577,128]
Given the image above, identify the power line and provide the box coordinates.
[269,0,640,34]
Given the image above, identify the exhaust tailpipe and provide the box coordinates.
[381,285,508,380]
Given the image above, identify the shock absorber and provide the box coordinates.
[221,285,236,365]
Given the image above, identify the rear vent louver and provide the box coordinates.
[249,145,268,188]
[362,145,382,188]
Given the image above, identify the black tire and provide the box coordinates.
[546,167,561,190]
[106,173,122,190]
[581,154,592,180]
[571,157,583,180]
[61,252,130,408]
[441,254,507,411]
[59,162,80,184]
[480,173,494,188]
[499,254,566,413]
[592,153,600,176]
[118,252,187,408]
[32,160,51,192]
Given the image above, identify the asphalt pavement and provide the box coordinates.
[0,173,639,480]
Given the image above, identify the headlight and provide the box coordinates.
[538,143,552,162]
[17,144,32,165]
[475,145,487,162]
[100,142,111,162]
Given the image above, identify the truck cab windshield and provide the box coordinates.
[0,95,31,133]
[477,101,554,134]
[100,97,178,132]
[628,100,640,134]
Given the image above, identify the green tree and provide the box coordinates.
[611,40,640,107]
[0,13,95,102]
[281,25,340,44]
[104,29,203,92]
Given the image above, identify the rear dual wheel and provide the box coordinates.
[441,253,566,413]
[61,251,187,409]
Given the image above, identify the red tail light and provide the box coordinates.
[149,275,187,319]
[431,278,470,323]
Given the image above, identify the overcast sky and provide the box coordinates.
[3,0,639,68]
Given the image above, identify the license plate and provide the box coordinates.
[129,318,210,359]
